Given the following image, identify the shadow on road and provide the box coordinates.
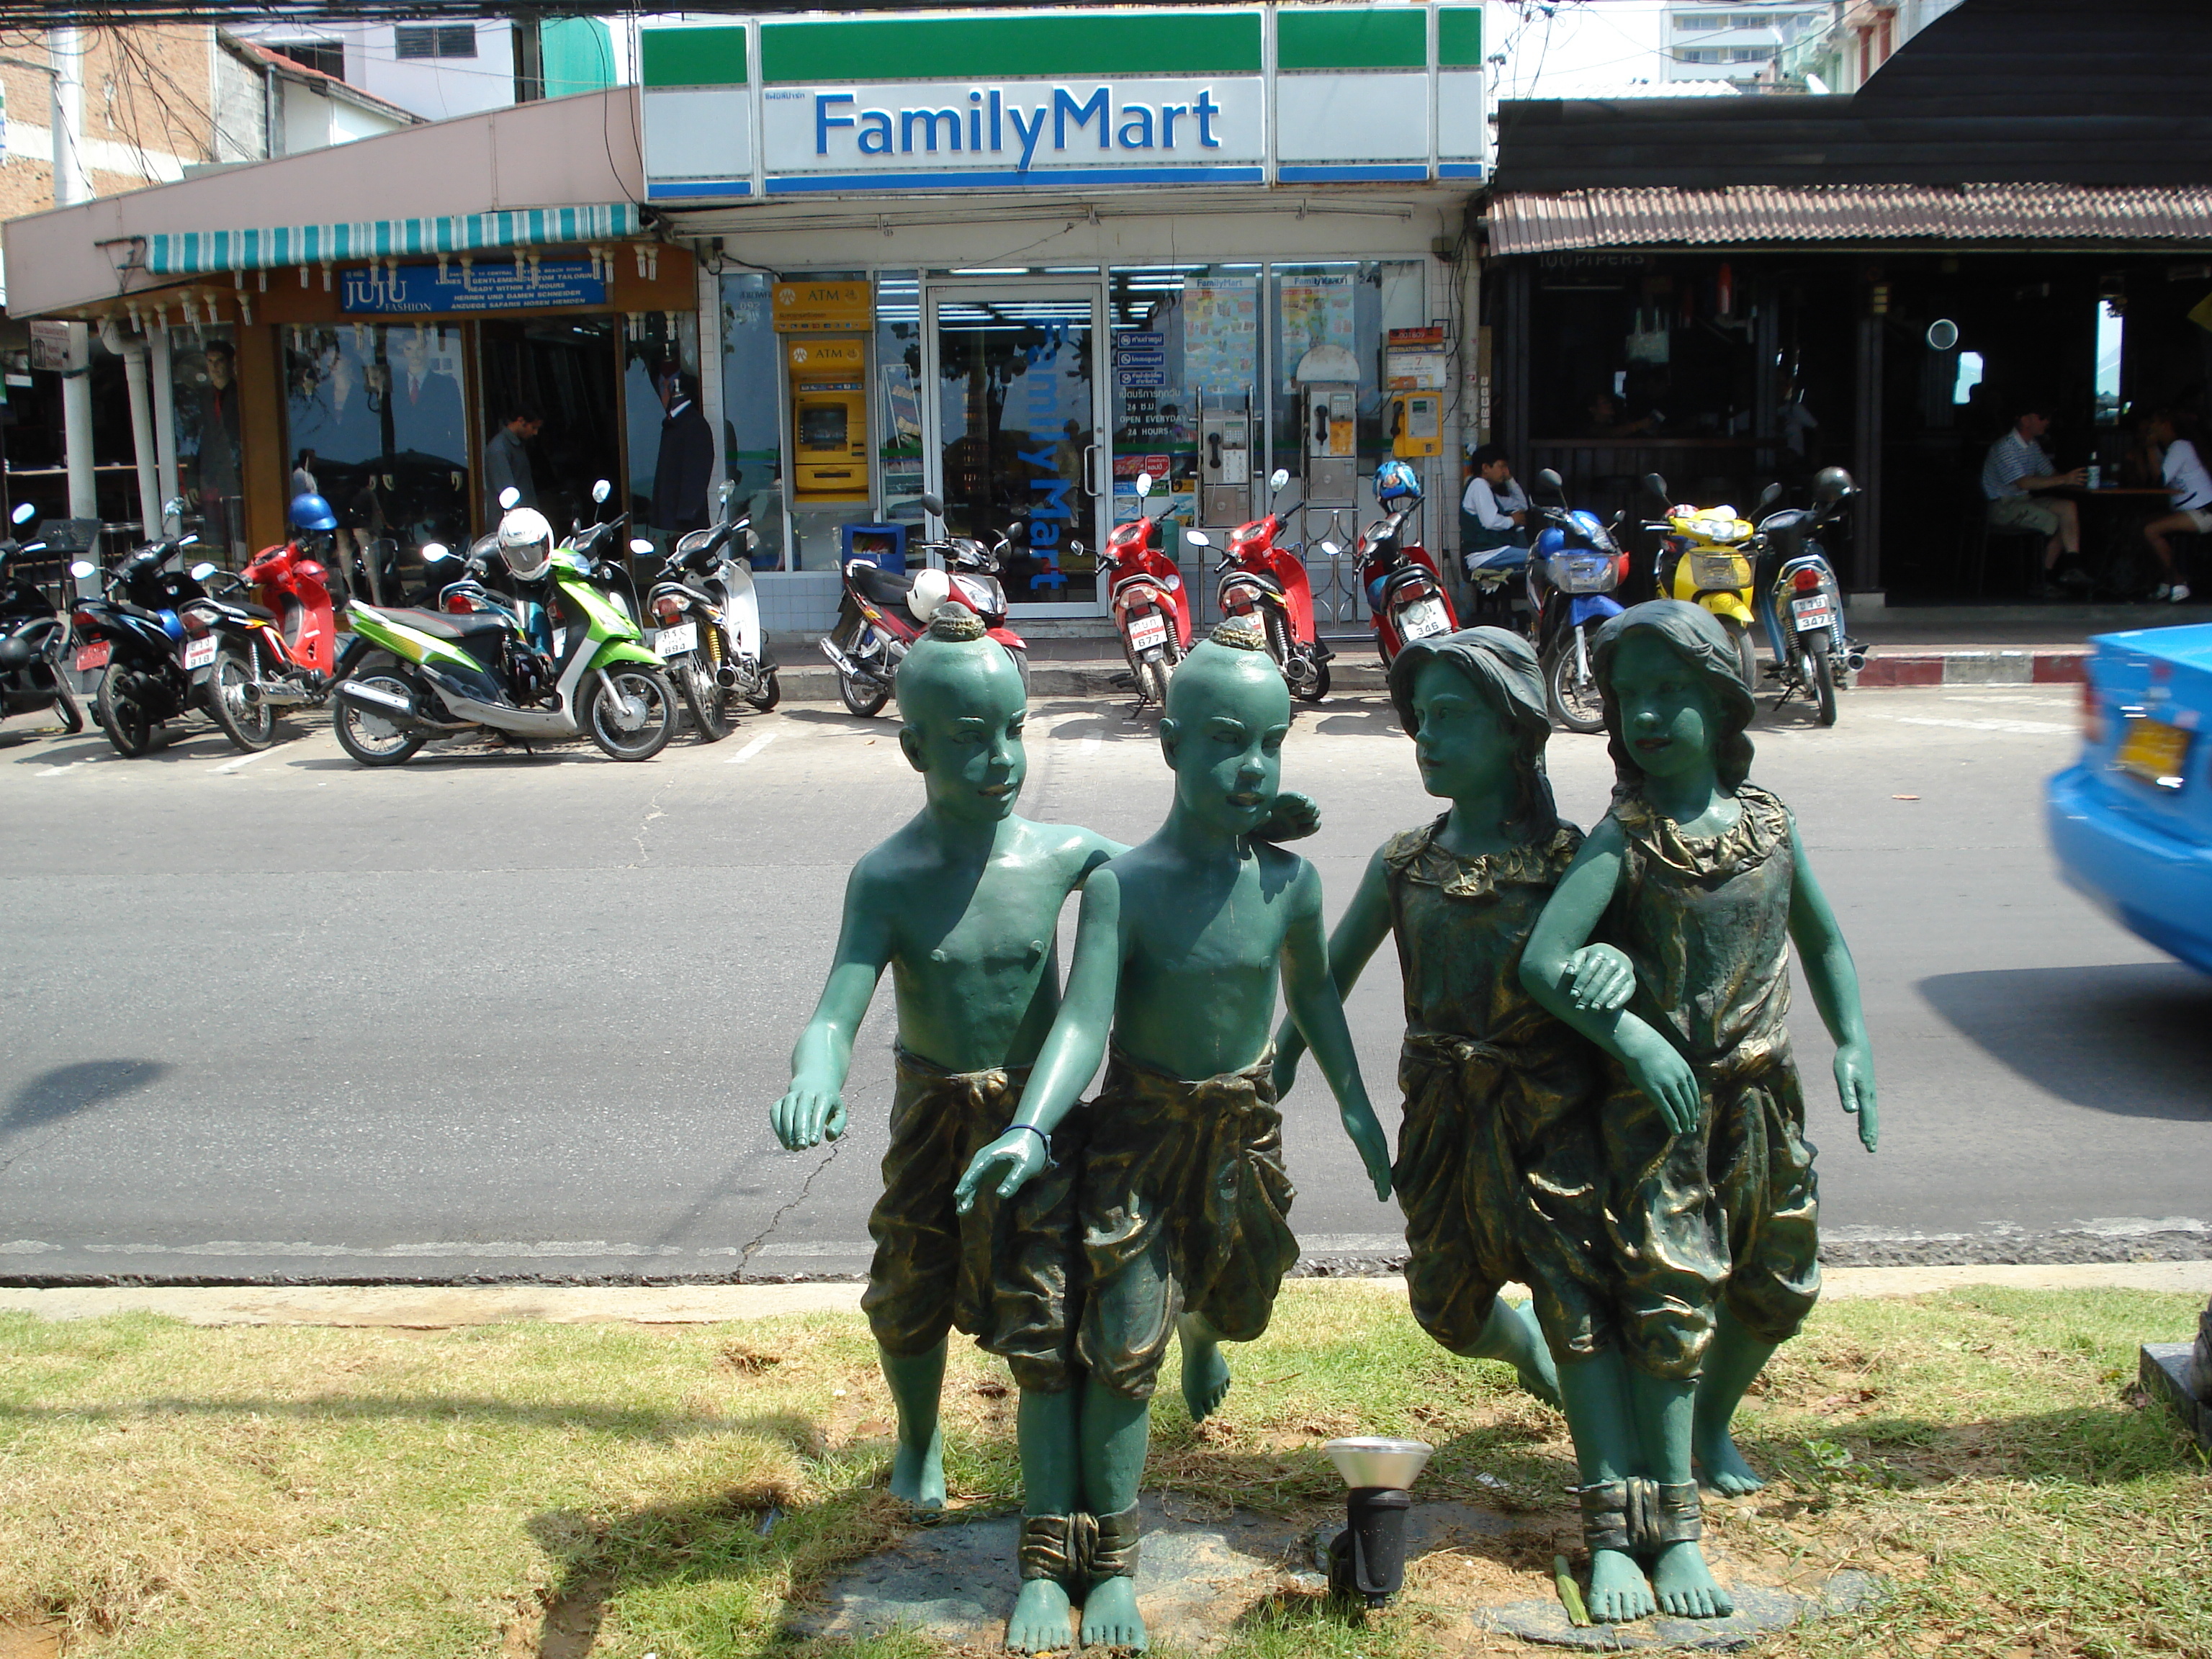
[1917,961,2212,1120]
[1,1058,174,1138]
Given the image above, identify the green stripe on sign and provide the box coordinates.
[1277,8,1427,71]
[1438,7,1483,68]
[642,26,747,89]
[760,12,1263,83]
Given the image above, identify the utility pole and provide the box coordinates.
[511,9,544,103]
[50,25,96,523]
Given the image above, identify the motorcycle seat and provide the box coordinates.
[847,560,914,609]
[204,600,279,623]
[377,606,513,641]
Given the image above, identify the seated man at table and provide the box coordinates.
[1460,444,1532,571]
[1982,402,2085,597]
[2140,409,2207,604]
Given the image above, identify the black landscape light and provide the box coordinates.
[1323,1437,1432,1609]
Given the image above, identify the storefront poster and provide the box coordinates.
[1280,273,1354,388]
[1183,276,1256,396]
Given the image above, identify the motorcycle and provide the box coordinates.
[1356,485,1458,666]
[1524,468,1629,734]
[1100,469,1193,708]
[821,491,1028,718]
[1750,466,1866,727]
[331,501,677,767]
[0,502,83,734]
[646,480,780,741]
[68,522,223,757]
[172,528,348,752]
[1218,467,1331,702]
[1644,472,1761,691]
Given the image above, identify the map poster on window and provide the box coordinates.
[1279,272,1354,388]
[1182,275,1257,398]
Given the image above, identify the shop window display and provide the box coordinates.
[719,274,785,567]
[624,309,701,543]
[179,328,247,560]
[1267,261,1426,518]
[1108,264,1261,539]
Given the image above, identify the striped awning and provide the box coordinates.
[145,204,641,277]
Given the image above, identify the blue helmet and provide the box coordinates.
[289,492,338,532]
[1374,459,1423,507]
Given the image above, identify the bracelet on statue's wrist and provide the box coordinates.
[1014,1123,1048,1147]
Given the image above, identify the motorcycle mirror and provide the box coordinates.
[189,561,217,581]
[1755,482,1784,513]
[9,502,32,526]
[421,542,454,564]
[1185,529,1211,549]
[1609,509,1627,527]
[717,479,734,502]
[1642,472,1671,501]
[593,479,611,504]
[69,559,95,579]
[919,492,945,518]
[1134,471,1153,498]
[1537,467,1563,490]
[499,487,521,511]
[1269,467,1289,493]
[629,537,655,556]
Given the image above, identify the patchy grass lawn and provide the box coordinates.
[0,1285,2204,1659]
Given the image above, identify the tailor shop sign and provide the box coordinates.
[764,77,1264,185]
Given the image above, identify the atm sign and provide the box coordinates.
[774,280,873,333]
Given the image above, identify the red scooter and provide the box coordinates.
[1215,466,1330,702]
[1100,470,1193,708]
[1356,481,1458,665]
[185,534,345,750]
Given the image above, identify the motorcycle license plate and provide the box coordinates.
[2115,717,2193,788]
[74,639,109,672]
[1128,613,1169,655]
[1791,595,1836,632]
[1399,597,1451,642]
[653,622,697,659]
[181,635,218,670]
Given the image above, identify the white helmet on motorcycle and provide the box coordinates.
[497,507,554,580]
[906,565,952,621]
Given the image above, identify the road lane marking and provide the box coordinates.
[214,750,274,774]
[1079,735,1102,757]
[1875,714,2073,735]
[34,755,108,775]
[726,732,777,764]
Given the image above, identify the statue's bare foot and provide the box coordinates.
[889,1426,945,1511]
[1512,1328,1563,1412]
[1691,1424,1766,1496]
[1649,1540,1732,1619]
[1005,1579,1074,1653]
[1585,1548,1655,1624]
[1180,1337,1231,1424]
[1079,1577,1146,1650]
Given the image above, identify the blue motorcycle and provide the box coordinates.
[1749,466,1866,728]
[1526,468,1628,733]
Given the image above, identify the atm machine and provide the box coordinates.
[787,336,869,504]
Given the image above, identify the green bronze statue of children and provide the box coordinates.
[958,620,1395,1653]
[1521,599,1880,1622]
[773,603,1120,1529]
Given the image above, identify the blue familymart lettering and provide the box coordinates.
[816,84,1222,170]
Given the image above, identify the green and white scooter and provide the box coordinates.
[333,485,675,766]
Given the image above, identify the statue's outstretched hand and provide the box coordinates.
[1252,791,1321,843]
[1835,1041,1878,1152]
[956,1127,1048,1213]
[1270,1042,1302,1098]
[772,1081,847,1151]
[1563,943,1635,1012]
[1341,1105,1395,1202]
[1618,1024,1701,1136]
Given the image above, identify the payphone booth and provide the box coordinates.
[788,336,869,503]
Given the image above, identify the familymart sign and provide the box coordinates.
[642,5,1487,200]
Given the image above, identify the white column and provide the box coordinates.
[150,327,180,517]
[122,341,161,536]
[53,29,95,524]
[698,251,727,508]
[62,323,95,520]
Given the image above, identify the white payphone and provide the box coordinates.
[1292,343,1360,508]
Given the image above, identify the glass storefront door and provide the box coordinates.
[923,282,1105,615]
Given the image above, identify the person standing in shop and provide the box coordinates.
[652,372,714,536]
[189,340,244,557]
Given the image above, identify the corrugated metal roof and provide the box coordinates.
[1485,184,2212,253]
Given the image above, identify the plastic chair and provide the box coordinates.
[1968,495,2047,599]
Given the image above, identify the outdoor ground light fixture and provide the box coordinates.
[1323,1437,1433,1608]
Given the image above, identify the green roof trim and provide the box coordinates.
[1277,8,1427,71]
[1437,7,1483,69]
[760,13,1264,84]
[641,26,747,89]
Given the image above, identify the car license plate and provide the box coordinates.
[1791,594,1835,631]
[1128,613,1168,654]
[653,622,697,659]
[2115,716,2193,788]
[1399,598,1450,642]
[74,639,109,672]
[182,635,217,670]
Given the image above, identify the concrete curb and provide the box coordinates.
[4,1259,2206,1328]
[1853,647,2088,688]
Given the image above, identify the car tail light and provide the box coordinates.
[180,608,212,638]
[1791,567,1822,592]
[654,594,685,624]
[2080,677,2104,747]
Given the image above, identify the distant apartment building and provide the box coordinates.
[1663,1,1831,84]
[225,17,619,123]
[1768,1,1968,94]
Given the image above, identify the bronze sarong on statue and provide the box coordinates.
[1076,1048,1298,1401]
[1597,784,1821,1380]
[862,1048,1084,1393]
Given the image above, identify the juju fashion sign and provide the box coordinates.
[641,5,1486,201]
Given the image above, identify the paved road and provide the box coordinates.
[1,679,2205,1285]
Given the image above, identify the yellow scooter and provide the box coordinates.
[1642,471,1776,690]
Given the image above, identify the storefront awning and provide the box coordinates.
[1486,184,2212,256]
[145,205,642,279]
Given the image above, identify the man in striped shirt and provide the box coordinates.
[1981,403,2085,597]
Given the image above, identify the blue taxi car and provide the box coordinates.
[2047,623,2212,974]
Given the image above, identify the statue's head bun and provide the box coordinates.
[1209,617,1267,652]
[928,602,986,642]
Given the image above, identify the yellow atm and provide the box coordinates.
[788,336,868,502]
